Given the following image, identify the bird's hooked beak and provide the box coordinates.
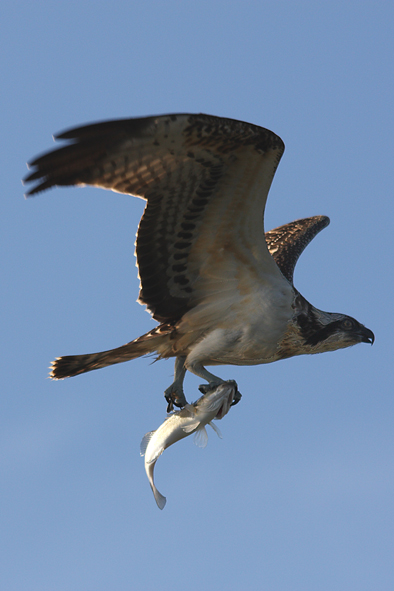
[360,326,375,345]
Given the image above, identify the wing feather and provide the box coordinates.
[265,216,330,284]
[24,113,286,323]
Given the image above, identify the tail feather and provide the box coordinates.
[50,325,173,379]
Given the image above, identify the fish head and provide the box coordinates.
[195,381,237,421]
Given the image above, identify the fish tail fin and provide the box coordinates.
[152,485,167,510]
[146,459,166,509]
[49,325,173,379]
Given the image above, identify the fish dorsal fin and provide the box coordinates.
[140,430,155,456]
[208,421,222,439]
[193,426,208,448]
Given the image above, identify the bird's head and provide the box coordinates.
[302,309,374,353]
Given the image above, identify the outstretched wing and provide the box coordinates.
[265,216,330,285]
[24,113,286,324]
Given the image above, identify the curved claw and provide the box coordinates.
[198,380,242,406]
[164,385,187,412]
[198,381,223,395]
[231,389,242,406]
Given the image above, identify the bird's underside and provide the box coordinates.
[24,113,374,409]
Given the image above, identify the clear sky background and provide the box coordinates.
[1,2,393,590]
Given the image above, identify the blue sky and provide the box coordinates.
[1,2,393,589]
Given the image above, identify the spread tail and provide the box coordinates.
[50,325,173,379]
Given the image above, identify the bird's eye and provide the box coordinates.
[342,319,354,330]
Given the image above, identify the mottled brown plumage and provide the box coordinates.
[24,113,374,408]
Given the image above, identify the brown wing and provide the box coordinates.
[265,215,330,285]
[24,113,285,324]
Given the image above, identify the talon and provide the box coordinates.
[198,384,210,394]
[231,389,242,406]
[225,380,242,405]
[164,386,187,412]
[198,381,223,395]
[198,379,242,406]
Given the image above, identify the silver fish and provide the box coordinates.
[140,381,238,509]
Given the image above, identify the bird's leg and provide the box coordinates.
[186,361,242,406]
[186,360,224,388]
[164,356,188,412]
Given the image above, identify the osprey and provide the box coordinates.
[24,114,374,410]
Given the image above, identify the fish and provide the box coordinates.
[140,381,239,509]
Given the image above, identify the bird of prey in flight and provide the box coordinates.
[24,113,374,410]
